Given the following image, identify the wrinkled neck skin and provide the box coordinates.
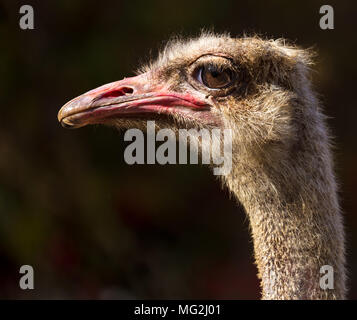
[221,112,346,300]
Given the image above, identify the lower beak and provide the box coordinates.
[58,73,209,129]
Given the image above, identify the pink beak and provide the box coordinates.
[58,73,210,128]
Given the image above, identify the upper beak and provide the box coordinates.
[58,73,209,129]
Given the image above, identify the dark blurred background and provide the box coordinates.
[0,0,356,299]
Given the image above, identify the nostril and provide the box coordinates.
[100,87,134,99]
[122,87,134,94]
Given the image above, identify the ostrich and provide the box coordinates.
[58,34,346,300]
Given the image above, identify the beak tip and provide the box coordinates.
[57,104,67,122]
[58,104,75,128]
[58,108,74,129]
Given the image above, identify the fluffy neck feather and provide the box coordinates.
[222,100,346,300]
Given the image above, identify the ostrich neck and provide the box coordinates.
[224,130,346,299]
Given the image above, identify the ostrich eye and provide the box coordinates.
[197,64,233,89]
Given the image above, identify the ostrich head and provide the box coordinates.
[58,34,313,162]
[58,34,346,300]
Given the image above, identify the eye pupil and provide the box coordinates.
[200,65,232,89]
